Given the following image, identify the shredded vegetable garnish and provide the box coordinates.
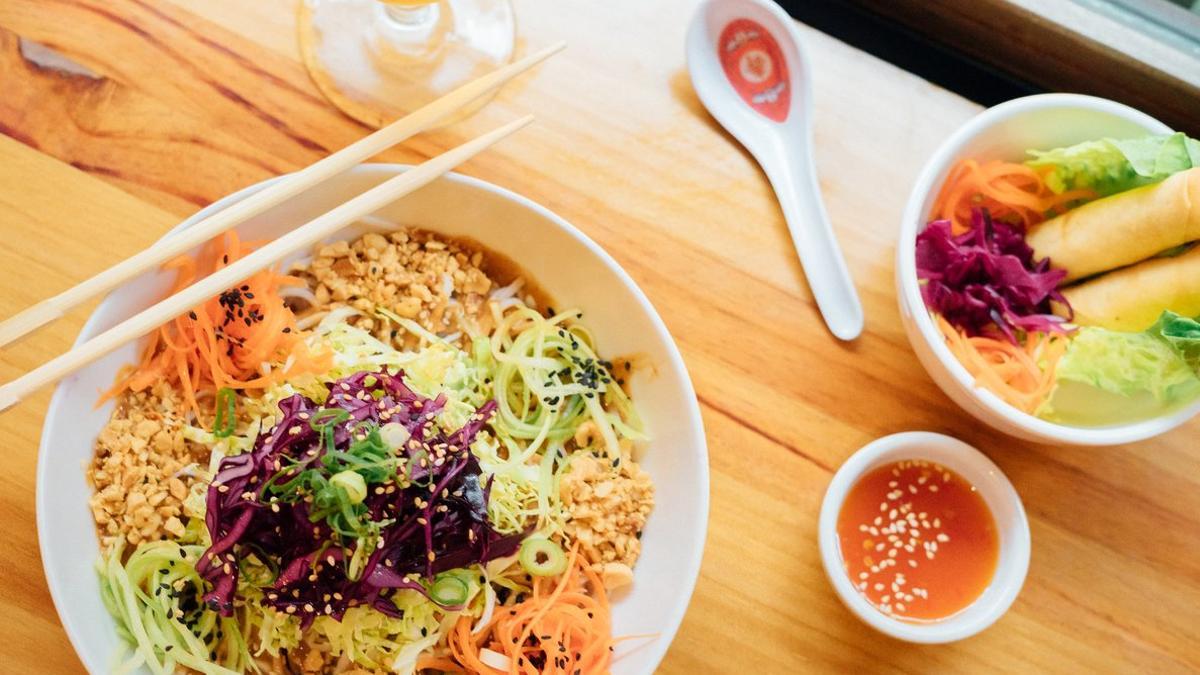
[931,159,1094,234]
[518,538,567,578]
[211,388,237,439]
[490,305,645,464]
[103,232,330,416]
[448,547,616,674]
[99,540,251,675]
[936,314,1067,414]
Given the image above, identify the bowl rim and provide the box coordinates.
[817,431,1030,643]
[896,92,1200,445]
[37,165,710,674]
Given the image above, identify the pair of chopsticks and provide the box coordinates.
[0,42,566,414]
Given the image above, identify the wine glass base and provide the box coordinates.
[299,0,516,129]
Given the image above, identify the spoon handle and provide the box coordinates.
[763,141,864,341]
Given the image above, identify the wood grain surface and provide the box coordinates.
[0,1,1196,673]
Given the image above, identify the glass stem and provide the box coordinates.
[382,2,439,30]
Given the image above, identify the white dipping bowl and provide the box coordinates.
[818,432,1030,643]
[896,93,1200,445]
[37,166,709,674]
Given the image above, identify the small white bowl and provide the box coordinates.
[896,93,1200,445]
[818,432,1030,643]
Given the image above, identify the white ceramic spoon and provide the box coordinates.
[687,0,864,341]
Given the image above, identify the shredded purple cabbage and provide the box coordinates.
[195,370,521,626]
[916,208,1072,342]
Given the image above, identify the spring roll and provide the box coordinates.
[1027,167,1200,282]
[1056,245,1200,331]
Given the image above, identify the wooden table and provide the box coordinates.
[0,1,1196,672]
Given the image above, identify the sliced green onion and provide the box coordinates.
[518,537,567,577]
[429,574,470,606]
[211,388,237,438]
[379,422,411,450]
[307,408,350,431]
[330,470,367,504]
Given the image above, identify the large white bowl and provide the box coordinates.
[896,93,1200,446]
[37,166,709,674]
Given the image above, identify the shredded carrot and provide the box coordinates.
[447,546,615,675]
[936,314,1066,414]
[931,159,1094,235]
[101,232,330,415]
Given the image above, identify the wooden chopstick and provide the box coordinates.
[0,41,565,350]
[0,115,535,414]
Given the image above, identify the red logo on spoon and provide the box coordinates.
[718,18,790,122]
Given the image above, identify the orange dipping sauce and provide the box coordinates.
[836,459,999,622]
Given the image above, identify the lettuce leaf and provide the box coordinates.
[1025,132,1200,196]
[1146,310,1200,370]
[1054,326,1200,403]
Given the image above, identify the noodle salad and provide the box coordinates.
[88,228,652,674]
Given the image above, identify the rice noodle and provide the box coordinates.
[489,278,524,302]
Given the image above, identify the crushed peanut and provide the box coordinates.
[87,380,207,550]
[560,443,654,590]
[294,229,498,350]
